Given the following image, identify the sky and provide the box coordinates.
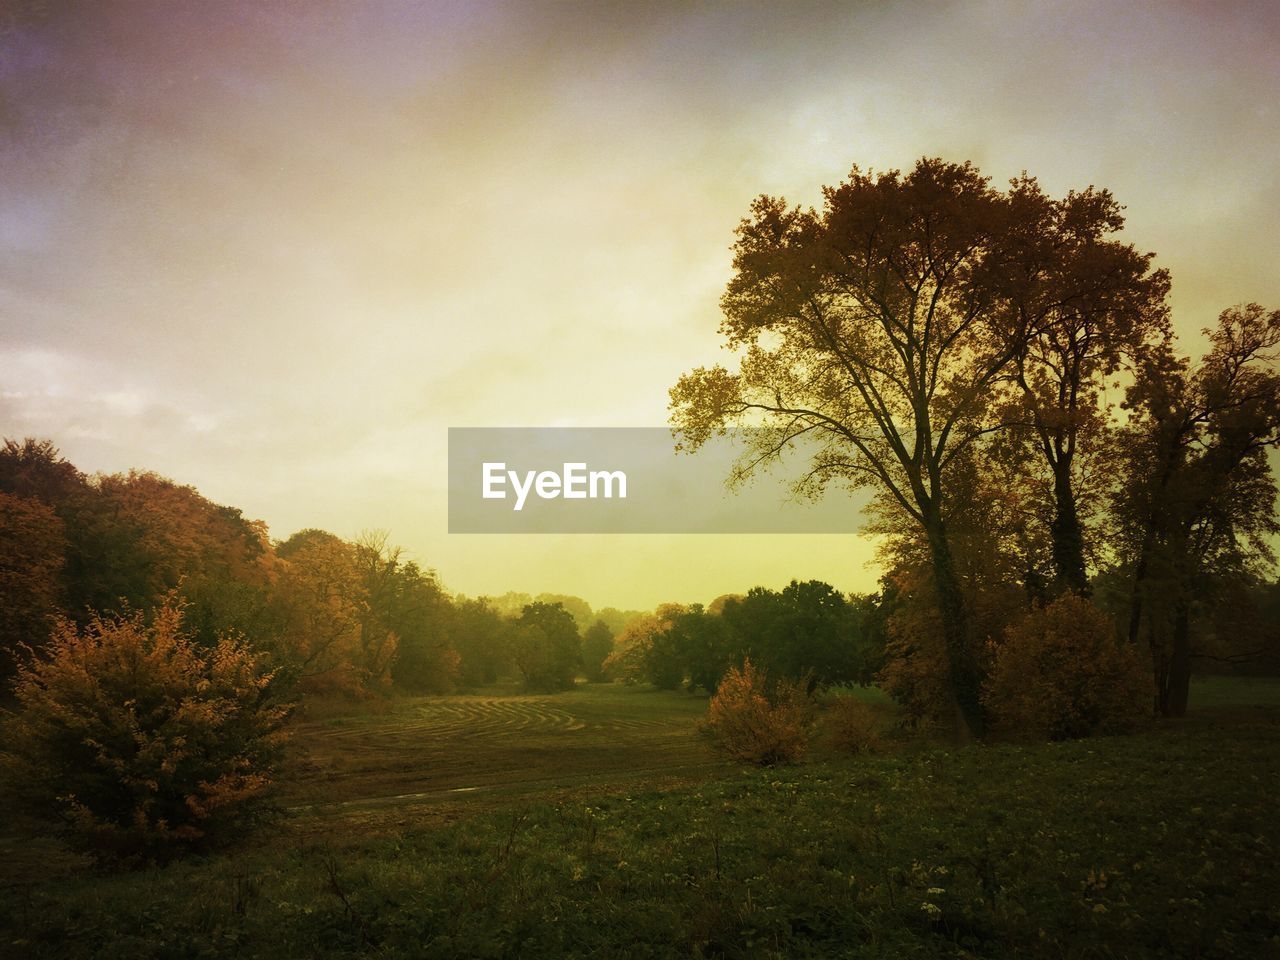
[2,0,1278,611]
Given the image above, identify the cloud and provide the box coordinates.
[1,0,1277,607]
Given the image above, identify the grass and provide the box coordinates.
[280,682,716,830]
[1186,674,1280,710]
[2,681,1278,958]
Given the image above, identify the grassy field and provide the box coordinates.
[2,679,1278,958]
[278,682,719,835]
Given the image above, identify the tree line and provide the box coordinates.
[0,438,652,698]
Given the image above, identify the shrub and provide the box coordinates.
[0,599,290,864]
[983,593,1151,740]
[824,693,886,755]
[701,659,814,765]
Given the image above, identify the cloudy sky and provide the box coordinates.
[2,0,1277,610]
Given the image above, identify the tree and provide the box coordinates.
[510,602,581,692]
[673,159,1056,738]
[55,471,271,622]
[602,604,685,685]
[668,605,733,693]
[594,606,645,636]
[372,548,456,695]
[581,619,614,682]
[724,580,865,690]
[995,181,1170,594]
[0,437,86,506]
[274,529,366,694]
[448,597,510,686]
[1116,304,1280,716]
[534,593,595,631]
[0,491,66,679]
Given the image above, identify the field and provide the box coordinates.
[280,683,717,831]
[2,679,1279,958]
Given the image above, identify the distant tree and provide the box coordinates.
[603,605,685,686]
[484,591,535,618]
[718,581,865,690]
[534,593,595,631]
[510,602,581,692]
[668,605,733,693]
[594,606,645,636]
[361,536,456,695]
[351,532,405,690]
[580,620,614,683]
[447,597,510,686]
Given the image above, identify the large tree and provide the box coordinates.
[995,179,1170,594]
[672,159,1056,738]
[1117,304,1280,716]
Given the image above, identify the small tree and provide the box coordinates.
[983,594,1150,740]
[702,659,814,765]
[0,599,289,864]
[824,694,886,755]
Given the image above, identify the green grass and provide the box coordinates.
[281,682,716,825]
[1186,675,1280,710]
[2,682,1278,958]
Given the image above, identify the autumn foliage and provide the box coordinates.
[983,594,1151,740]
[702,659,814,765]
[0,599,289,864]
[823,694,887,755]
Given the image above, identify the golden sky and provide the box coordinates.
[2,0,1278,610]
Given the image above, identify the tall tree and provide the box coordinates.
[996,179,1170,593]
[672,159,1049,738]
[1117,304,1280,715]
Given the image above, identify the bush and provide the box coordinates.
[983,593,1151,740]
[0,599,290,864]
[824,693,886,755]
[701,659,814,765]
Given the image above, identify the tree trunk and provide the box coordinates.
[1165,596,1192,717]
[1050,462,1090,595]
[925,519,985,741]
[1151,640,1169,717]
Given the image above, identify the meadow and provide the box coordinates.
[1,678,1277,958]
